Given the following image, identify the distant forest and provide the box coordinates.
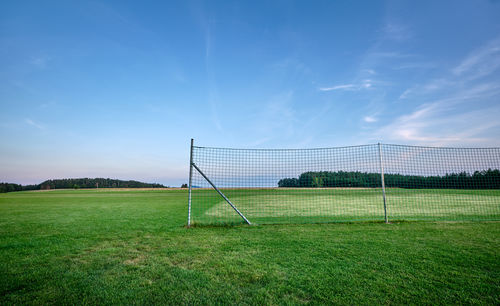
[278,169,500,189]
[0,178,167,193]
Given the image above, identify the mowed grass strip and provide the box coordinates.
[195,188,500,224]
[0,189,499,304]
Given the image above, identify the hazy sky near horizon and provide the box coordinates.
[1,0,500,186]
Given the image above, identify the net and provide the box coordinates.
[188,143,500,225]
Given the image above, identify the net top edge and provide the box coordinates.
[193,143,500,151]
[193,143,376,151]
[382,143,500,150]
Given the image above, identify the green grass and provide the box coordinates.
[1,189,499,304]
[192,188,500,224]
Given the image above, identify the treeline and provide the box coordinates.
[278,169,500,189]
[0,178,167,193]
[0,183,38,193]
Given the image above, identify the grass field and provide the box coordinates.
[192,188,500,224]
[1,189,499,304]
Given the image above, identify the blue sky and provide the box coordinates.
[1,0,500,186]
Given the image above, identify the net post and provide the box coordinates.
[378,143,389,223]
[187,138,194,227]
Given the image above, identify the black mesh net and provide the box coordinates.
[188,143,500,225]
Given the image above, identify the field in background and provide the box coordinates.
[1,189,499,304]
[191,188,500,225]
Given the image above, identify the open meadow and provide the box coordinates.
[1,189,499,304]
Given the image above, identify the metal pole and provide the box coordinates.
[378,143,388,223]
[191,163,251,225]
[187,138,194,227]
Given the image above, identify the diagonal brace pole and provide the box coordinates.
[191,163,251,225]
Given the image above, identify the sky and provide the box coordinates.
[1,0,500,186]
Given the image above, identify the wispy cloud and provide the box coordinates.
[202,16,222,131]
[319,79,373,92]
[356,25,500,147]
[345,21,415,100]
[376,108,500,146]
[361,79,373,88]
[399,37,500,101]
[392,62,436,70]
[25,118,45,130]
[371,85,500,146]
[204,18,214,60]
[382,23,412,41]
[247,136,273,147]
[246,90,329,148]
[453,36,500,80]
[318,84,355,91]
[250,91,297,141]
[399,78,453,99]
[368,52,414,59]
[399,88,412,99]
[363,116,377,123]
[29,56,51,69]
[39,101,57,108]
[370,36,500,146]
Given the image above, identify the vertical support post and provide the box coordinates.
[187,138,194,227]
[378,143,389,223]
